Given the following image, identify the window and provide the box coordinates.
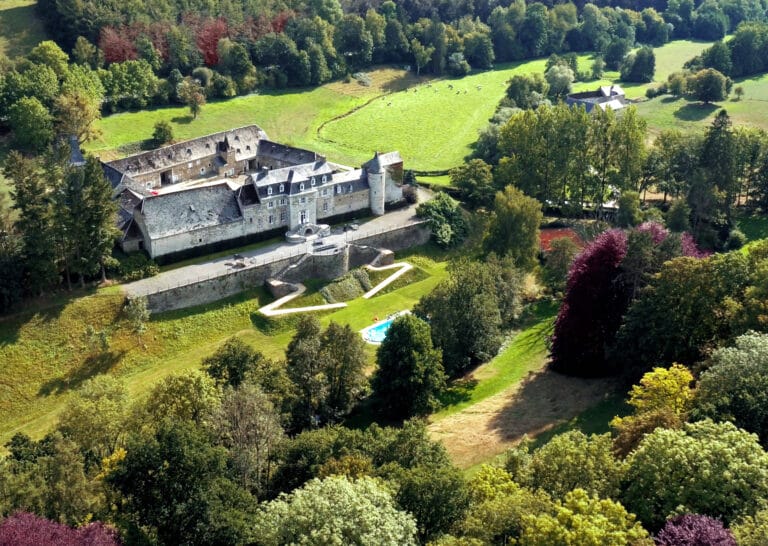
[322,175,328,182]
[249,217,253,223]
[322,188,328,196]
[268,215,275,224]
[336,186,342,194]
[310,177,316,186]
[280,198,286,205]
[199,168,205,175]
[279,184,284,193]
[300,183,305,191]
[323,202,329,212]
[198,238,202,243]
[187,162,192,168]
[348,184,353,193]
[280,211,286,222]
[267,187,273,195]
[300,197,306,204]
[268,201,274,208]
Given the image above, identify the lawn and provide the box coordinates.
[0,0,46,59]
[432,300,558,420]
[0,243,449,447]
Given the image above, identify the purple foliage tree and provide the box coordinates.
[0,512,120,546]
[550,223,704,377]
[550,229,628,376]
[655,514,736,546]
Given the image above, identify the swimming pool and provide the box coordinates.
[360,311,410,344]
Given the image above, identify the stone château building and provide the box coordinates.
[103,125,404,261]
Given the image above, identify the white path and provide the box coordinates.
[257,262,413,316]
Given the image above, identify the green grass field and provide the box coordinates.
[0,0,46,59]
[0,244,449,446]
[432,300,557,420]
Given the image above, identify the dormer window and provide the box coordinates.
[322,175,327,182]
[348,184,353,193]
[205,143,211,149]
[310,177,316,186]
[235,135,240,141]
[279,184,284,193]
[186,148,192,155]
[267,187,273,195]
[337,186,342,194]
[300,183,305,191]
[236,148,241,154]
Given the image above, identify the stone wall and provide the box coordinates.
[353,222,431,252]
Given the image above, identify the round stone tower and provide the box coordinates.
[367,152,386,216]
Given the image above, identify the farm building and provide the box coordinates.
[566,85,628,113]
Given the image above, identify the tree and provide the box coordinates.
[106,420,256,545]
[694,332,768,446]
[285,316,326,428]
[666,200,691,232]
[610,364,694,456]
[447,52,471,77]
[5,152,58,295]
[415,258,523,376]
[732,509,768,546]
[410,38,434,76]
[416,192,467,248]
[71,36,103,69]
[591,57,605,79]
[139,370,222,428]
[542,236,580,294]
[334,14,373,70]
[320,321,367,421]
[372,314,446,419]
[459,465,554,544]
[213,383,284,495]
[54,91,101,144]
[689,68,728,104]
[620,47,655,83]
[124,296,149,346]
[519,489,650,546]
[656,514,736,546]
[254,476,417,545]
[393,465,470,542]
[507,431,625,500]
[27,40,69,79]
[152,120,174,146]
[623,420,768,530]
[484,185,542,271]
[0,512,120,546]
[203,337,262,388]
[701,40,733,76]
[8,97,54,153]
[505,73,548,109]
[451,159,494,208]
[617,191,642,227]
[177,77,206,119]
[734,85,745,100]
[57,376,129,467]
[80,156,118,282]
[545,63,575,99]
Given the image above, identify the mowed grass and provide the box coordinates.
[0,244,449,446]
[432,300,558,420]
[88,68,422,163]
[0,0,47,59]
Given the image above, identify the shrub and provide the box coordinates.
[352,72,371,86]
[152,120,174,146]
[725,228,747,250]
[320,268,371,303]
[117,252,159,281]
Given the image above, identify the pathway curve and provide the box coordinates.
[257,261,414,317]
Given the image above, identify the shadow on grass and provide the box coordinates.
[660,95,682,103]
[438,378,478,407]
[38,349,127,395]
[488,368,624,449]
[674,102,719,121]
[171,115,194,124]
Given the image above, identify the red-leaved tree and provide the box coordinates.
[99,27,137,64]
[0,512,120,546]
[195,18,229,66]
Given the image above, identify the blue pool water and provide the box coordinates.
[363,318,395,343]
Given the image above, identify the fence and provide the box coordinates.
[127,220,427,299]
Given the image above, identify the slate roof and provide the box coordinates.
[566,86,628,113]
[257,140,321,165]
[138,183,242,239]
[107,125,266,177]
[252,161,334,198]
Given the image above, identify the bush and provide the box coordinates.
[320,268,371,303]
[118,252,159,281]
[403,185,418,204]
[352,72,371,86]
[152,120,174,146]
[655,514,736,546]
[725,228,747,250]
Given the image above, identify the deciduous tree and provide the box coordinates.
[484,185,542,270]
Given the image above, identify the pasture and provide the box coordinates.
[0,0,46,59]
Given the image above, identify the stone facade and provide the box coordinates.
[104,125,404,260]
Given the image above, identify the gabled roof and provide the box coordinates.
[365,151,402,173]
[252,161,334,198]
[257,139,321,165]
[107,125,266,177]
[138,183,242,239]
